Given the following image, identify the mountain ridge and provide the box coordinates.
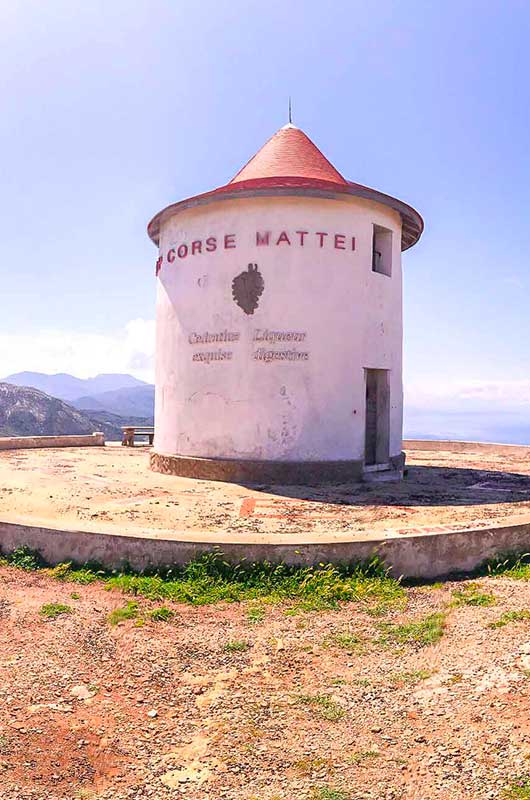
[0,383,151,441]
[3,371,150,402]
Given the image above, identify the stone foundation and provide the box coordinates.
[150,451,405,485]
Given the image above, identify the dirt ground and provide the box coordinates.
[1,446,530,540]
[1,566,530,799]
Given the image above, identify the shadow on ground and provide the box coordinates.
[243,465,530,508]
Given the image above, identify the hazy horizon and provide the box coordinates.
[3,367,530,447]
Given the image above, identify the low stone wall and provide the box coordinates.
[1,516,530,578]
[0,432,105,451]
[404,439,530,457]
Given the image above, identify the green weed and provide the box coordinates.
[486,553,530,580]
[8,546,43,571]
[148,606,174,622]
[294,756,332,775]
[349,750,380,764]
[108,601,139,625]
[1,549,405,610]
[297,694,346,722]
[311,788,350,800]
[247,606,266,623]
[39,603,72,619]
[323,631,364,653]
[223,639,251,653]
[47,562,99,585]
[388,669,433,685]
[503,777,530,798]
[353,677,371,687]
[488,610,530,628]
[451,582,496,607]
[378,612,446,647]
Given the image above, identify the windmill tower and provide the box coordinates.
[147,123,423,483]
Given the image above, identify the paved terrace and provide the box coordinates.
[2,444,530,543]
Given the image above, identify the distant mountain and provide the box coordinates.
[3,372,148,402]
[0,382,124,439]
[73,384,155,418]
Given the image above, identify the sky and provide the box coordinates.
[2,0,530,422]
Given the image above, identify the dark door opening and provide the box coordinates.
[364,369,390,466]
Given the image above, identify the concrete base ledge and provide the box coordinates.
[2,517,530,579]
[404,439,530,457]
[0,432,105,451]
[150,451,405,485]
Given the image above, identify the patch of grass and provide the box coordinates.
[311,788,350,800]
[378,612,446,648]
[148,606,174,622]
[503,776,530,798]
[451,582,496,607]
[388,669,433,685]
[294,756,332,775]
[1,549,405,610]
[107,601,139,626]
[70,592,81,600]
[223,639,251,653]
[247,796,283,800]
[7,546,43,571]
[284,597,338,615]
[353,677,371,687]
[297,694,346,722]
[349,749,380,764]
[323,630,363,653]
[488,610,530,628]
[247,606,266,623]
[39,602,73,619]
[46,562,99,585]
[365,601,398,617]
[486,553,530,580]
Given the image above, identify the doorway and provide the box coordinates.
[364,369,390,467]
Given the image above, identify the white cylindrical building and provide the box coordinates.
[147,124,423,483]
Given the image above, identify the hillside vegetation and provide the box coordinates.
[0,383,148,440]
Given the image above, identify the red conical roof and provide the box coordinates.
[147,124,424,252]
[230,124,347,185]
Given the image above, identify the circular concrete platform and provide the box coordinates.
[2,440,530,578]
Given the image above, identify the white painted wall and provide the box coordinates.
[155,194,403,462]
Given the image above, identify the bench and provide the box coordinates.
[121,426,154,446]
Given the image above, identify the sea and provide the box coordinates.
[404,409,530,446]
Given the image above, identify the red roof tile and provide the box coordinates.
[230,124,347,185]
[147,124,424,251]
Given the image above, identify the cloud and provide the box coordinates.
[0,318,155,382]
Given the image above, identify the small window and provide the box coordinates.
[372,224,392,276]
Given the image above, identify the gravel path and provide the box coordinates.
[1,566,530,799]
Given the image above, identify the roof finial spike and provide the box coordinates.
[288,96,292,125]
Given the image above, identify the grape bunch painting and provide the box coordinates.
[231,263,265,315]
